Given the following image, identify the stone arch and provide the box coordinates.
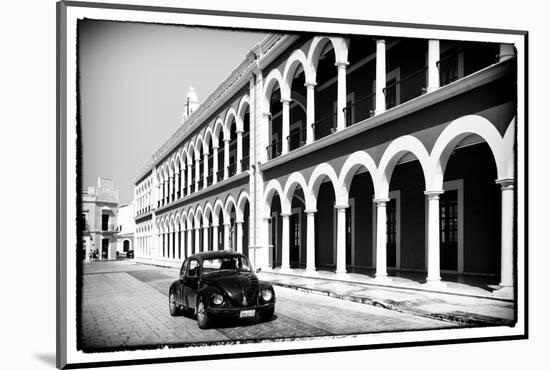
[224,107,238,139]
[236,190,251,223]
[186,208,195,230]
[307,36,349,83]
[203,202,213,227]
[212,117,225,147]
[224,194,237,223]
[339,150,380,202]
[282,171,310,213]
[308,162,343,208]
[262,68,285,114]
[194,134,205,157]
[194,205,204,229]
[180,210,188,230]
[378,135,431,197]
[264,179,284,218]
[213,198,225,226]
[203,126,214,154]
[236,95,250,132]
[430,114,508,190]
[282,49,313,100]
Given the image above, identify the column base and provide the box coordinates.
[493,285,514,299]
[335,270,349,279]
[304,268,319,277]
[373,275,392,284]
[424,279,447,290]
[279,266,292,274]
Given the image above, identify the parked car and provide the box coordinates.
[168,251,275,329]
[126,250,134,258]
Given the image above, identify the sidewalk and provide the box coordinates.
[256,269,516,327]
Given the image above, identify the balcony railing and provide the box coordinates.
[241,155,250,171]
[312,113,337,141]
[227,162,237,177]
[206,170,213,186]
[266,140,282,160]
[383,66,427,109]
[343,92,375,126]
[217,168,225,181]
[437,48,463,87]
[197,178,203,189]
[287,128,306,151]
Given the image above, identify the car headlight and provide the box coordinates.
[212,293,224,305]
[261,289,273,302]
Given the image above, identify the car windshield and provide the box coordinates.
[202,256,251,274]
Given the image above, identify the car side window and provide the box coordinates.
[180,260,188,277]
[187,259,199,278]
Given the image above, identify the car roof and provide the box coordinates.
[189,250,245,261]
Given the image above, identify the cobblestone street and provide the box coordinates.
[80,260,461,351]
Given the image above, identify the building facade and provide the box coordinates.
[116,203,135,255]
[133,33,517,296]
[82,177,120,261]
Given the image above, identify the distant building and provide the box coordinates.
[116,203,135,255]
[81,177,119,261]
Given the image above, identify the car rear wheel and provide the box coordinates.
[196,297,210,329]
[169,291,180,316]
[259,306,274,322]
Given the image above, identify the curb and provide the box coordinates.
[268,281,514,327]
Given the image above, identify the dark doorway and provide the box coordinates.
[101,214,109,231]
[289,212,301,267]
[101,239,109,259]
[440,190,458,271]
[123,240,130,252]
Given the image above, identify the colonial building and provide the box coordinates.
[133,33,517,296]
[116,203,135,255]
[82,177,120,261]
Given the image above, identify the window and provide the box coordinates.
[187,259,199,277]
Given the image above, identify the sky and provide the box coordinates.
[78,20,267,205]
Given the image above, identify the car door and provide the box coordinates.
[184,259,200,309]
[176,260,188,306]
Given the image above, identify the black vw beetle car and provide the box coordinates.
[168,251,276,329]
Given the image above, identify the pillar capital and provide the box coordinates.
[334,61,349,69]
[496,178,515,189]
[334,204,349,211]
[424,190,444,199]
[236,129,244,135]
[375,38,386,45]
[280,212,292,218]
[304,209,317,214]
[280,98,292,105]
[212,145,219,150]
[373,198,390,205]
[262,112,272,119]
[262,216,272,222]
[223,138,230,143]
[304,81,317,88]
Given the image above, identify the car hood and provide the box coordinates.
[203,271,259,307]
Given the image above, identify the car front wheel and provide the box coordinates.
[259,306,274,322]
[169,291,180,316]
[196,297,211,329]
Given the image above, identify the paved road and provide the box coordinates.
[80,260,456,351]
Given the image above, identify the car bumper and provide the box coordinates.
[206,302,274,318]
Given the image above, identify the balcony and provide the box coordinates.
[383,67,428,109]
[227,162,237,177]
[287,128,306,151]
[216,168,225,181]
[344,93,375,126]
[312,113,337,141]
[266,140,282,160]
[241,155,250,171]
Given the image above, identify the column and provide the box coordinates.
[499,43,515,62]
[335,205,348,275]
[281,213,291,271]
[305,82,316,144]
[203,226,209,252]
[335,61,348,131]
[425,190,445,287]
[374,198,391,282]
[212,224,219,251]
[169,175,174,202]
[281,99,290,154]
[375,39,386,115]
[187,228,193,256]
[236,221,244,253]
[163,180,168,204]
[167,230,172,259]
[174,171,179,198]
[213,146,219,184]
[187,162,192,194]
[263,217,273,268]
[223,139,230,179]
[305,209,317,274]
[180,167,190,198]
[203,153,208,188]
[193,227,200,252]
[427,39,440,93]
[195,158,200,192]
[236,130,243,174]
[496,179,514,294]
[223,223,231,250]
